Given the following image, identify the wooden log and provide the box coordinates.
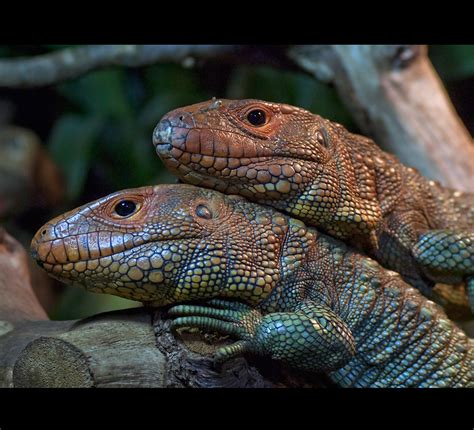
[1,308,325,388]
[11,309,165,388]
[0,319,74,387]
[0,228,47,323]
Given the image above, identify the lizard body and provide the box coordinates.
[153,99,474,313]
[31,184,473,387]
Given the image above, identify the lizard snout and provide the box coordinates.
[153,111,194,158]
[30,222,59,268]
[153,119,173,145]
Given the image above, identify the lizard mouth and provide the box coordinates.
[154,141,174,159]
[153,119,321,165]
[30,237,185,299]
[152,120,321,196]
[31,232,184,269]
[36,242,176,304]
[154,139,306,194]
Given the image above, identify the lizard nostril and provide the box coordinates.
[41,229,47,236]
[179,115,184,122]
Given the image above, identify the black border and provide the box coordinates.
[0,388,472,428]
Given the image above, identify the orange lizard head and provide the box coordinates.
[31,184,307,306]
[154,99,382,239]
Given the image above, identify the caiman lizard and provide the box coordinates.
[153,99,474,314]
[30,184,473,387]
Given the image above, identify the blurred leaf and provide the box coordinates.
[226,65,356,129]
[144,64,211,111]
[123,64,215,188]
[430,45,474,81]
[98,117,158,189]
[139,92,186,131]
[58,69,132,119]
[127,131,159,185]
[125,71,147,112]
[51,285,141,320]
[47,114,103,201]
[145,64,201,96]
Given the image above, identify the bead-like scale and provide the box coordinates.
[31,184,473,388]
[153,99,474,315]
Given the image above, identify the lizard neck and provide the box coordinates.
[157,205,314,308]
[304,125,384,242]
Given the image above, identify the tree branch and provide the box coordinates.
[0,45,239,87]
[288,45,474,191]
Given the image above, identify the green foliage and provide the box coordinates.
[52,285,141,321]
[48,114,103,201]
[429,45,474,81]
[48,64,214,202]
[58,69,133,119]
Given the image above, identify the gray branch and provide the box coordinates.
[288,45,474,191]
[0,45,239,87]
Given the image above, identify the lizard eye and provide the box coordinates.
[195,204,212,220]
[247,109,267,126]
[316,130,328,147]
[114,200,137,217]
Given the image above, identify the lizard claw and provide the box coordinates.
[168,300,264,362]
[214,340,253,362]
[170,315,243,337]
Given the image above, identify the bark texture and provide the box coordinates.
[289,45,474,191]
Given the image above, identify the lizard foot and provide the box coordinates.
[412,230,474,277]
[412,230,474,310]
[169,299,356,372]
[168,299,264,361]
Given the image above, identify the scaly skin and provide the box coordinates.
[152,98,474,313]
[31,184,473,387]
